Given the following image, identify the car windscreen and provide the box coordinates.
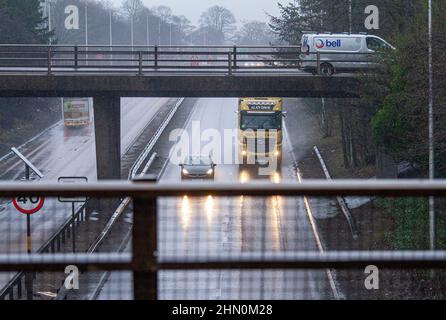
[184,156,212,166]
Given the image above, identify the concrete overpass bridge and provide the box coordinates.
[0,44,361,180]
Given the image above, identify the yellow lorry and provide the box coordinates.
[238,98,283,166]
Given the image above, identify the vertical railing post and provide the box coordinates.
[233,46,237,70]
[154,46,158,71]
[132,175,158,300]
[228,52,233,76]
[138,51,143,75]
[47,46,52,75]
[74,45,78,70]
[316,51,321,75]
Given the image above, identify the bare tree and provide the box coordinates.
[152,5,172,22]
[199,5,236,35]
[236,21,274,45]
[122,0,143,18]
[122,0,143,48]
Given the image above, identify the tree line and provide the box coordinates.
[0,0,275,46]
[270,0,445,178]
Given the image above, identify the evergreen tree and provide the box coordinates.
[0,0,53,44]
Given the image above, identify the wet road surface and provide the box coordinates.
[0,98,169,288]
[97,98,334,300]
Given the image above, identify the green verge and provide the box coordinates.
[376,198,446,250]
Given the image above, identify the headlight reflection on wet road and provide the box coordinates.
[180,195,192,231]
[205,195,215,227]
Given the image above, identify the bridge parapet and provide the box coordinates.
[0,45,364,98]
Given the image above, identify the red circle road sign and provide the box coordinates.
[12,196,45,215]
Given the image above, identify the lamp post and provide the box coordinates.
[158,20,161,45]
[130,15,134,51]
[349,0,352,33]
[428,0,435,250]
[109,9,113,46]
[146,15,150,45]
[84,2,89,66]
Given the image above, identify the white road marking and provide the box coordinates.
[283,121,341,300]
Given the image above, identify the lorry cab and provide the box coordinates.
[238,98,283,167]
[300,33,394,76]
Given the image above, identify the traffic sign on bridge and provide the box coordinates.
[12,196,45,215]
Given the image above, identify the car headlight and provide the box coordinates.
[182,168,189,175]
[206,168,214,175]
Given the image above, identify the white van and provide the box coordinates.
[300,33,394,76]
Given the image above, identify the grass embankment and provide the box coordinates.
[376,198,446,250]
[0,98,61,156]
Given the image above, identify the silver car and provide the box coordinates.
[180,155,216,180]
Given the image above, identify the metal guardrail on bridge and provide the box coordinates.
[0,44,376,76]
[0,180,445,300]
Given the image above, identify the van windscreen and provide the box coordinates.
[302,36,310,53]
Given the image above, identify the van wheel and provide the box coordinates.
[320,63,335,76]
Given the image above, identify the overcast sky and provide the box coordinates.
[110,0,287,25]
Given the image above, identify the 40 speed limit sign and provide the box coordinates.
[12,196,45,215]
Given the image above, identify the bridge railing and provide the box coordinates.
[0,180,445,300]
[0,44,380,75]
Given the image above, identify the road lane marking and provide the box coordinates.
[283,121,341,300]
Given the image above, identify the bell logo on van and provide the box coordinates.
[315,39,342,49]
[326,39,342,47]
[315,39,325,49]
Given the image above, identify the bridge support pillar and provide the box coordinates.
[93,96,121,180]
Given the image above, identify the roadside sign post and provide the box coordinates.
[12,192,45,300]
[10,147,44,300]
[58,177,88,253]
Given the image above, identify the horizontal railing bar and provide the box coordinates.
[0,253,131,272]
[0,180,445,198]
[1,251,446,272]
[0,58,48,61]
[0,44,301,49]
[158,251,446,270]
[0,52,53,55]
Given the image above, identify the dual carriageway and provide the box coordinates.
[0,96,336,300]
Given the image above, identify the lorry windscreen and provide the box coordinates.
[240,112,282,130]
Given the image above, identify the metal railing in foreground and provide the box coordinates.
[0,179,445,300]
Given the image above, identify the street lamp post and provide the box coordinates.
[349,0,352,34]
[109,9,113,66]
[428,0,435,250]
[158,20,161,45]
[109,10,113,46]
[146,15,150,46]
[85,2,89,66]
[131,15,134,51]
[48,0,52,38]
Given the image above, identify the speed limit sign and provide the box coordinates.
[12,196,45,215]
